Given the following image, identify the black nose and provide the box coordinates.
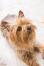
[27,26,32,32]
[17,26,22,31]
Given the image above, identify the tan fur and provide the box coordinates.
[1,10,44,66]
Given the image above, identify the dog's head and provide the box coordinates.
[1,10,36,49]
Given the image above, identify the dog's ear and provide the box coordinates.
[32,25,37,29]
[18,10,24,17]
[1,21,10,31]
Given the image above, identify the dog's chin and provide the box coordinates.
[12,31,35,49]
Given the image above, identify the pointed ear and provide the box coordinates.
[18,10,24,17]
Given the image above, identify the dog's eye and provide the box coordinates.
[27,26,31,31]
[17,26,22,31]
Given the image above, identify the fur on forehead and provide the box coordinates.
[15,10,36,29]
[16,17,32,25]
[15,17,36,30]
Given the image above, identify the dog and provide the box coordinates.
[1,10,44,66]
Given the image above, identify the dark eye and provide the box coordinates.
[27,26,31,31]
[17,26,22,31]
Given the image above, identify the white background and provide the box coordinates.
[0,0,44,66]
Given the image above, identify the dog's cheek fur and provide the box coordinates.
[16,31,22,42]
[30,29,35,41]
[8,28,16,44]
